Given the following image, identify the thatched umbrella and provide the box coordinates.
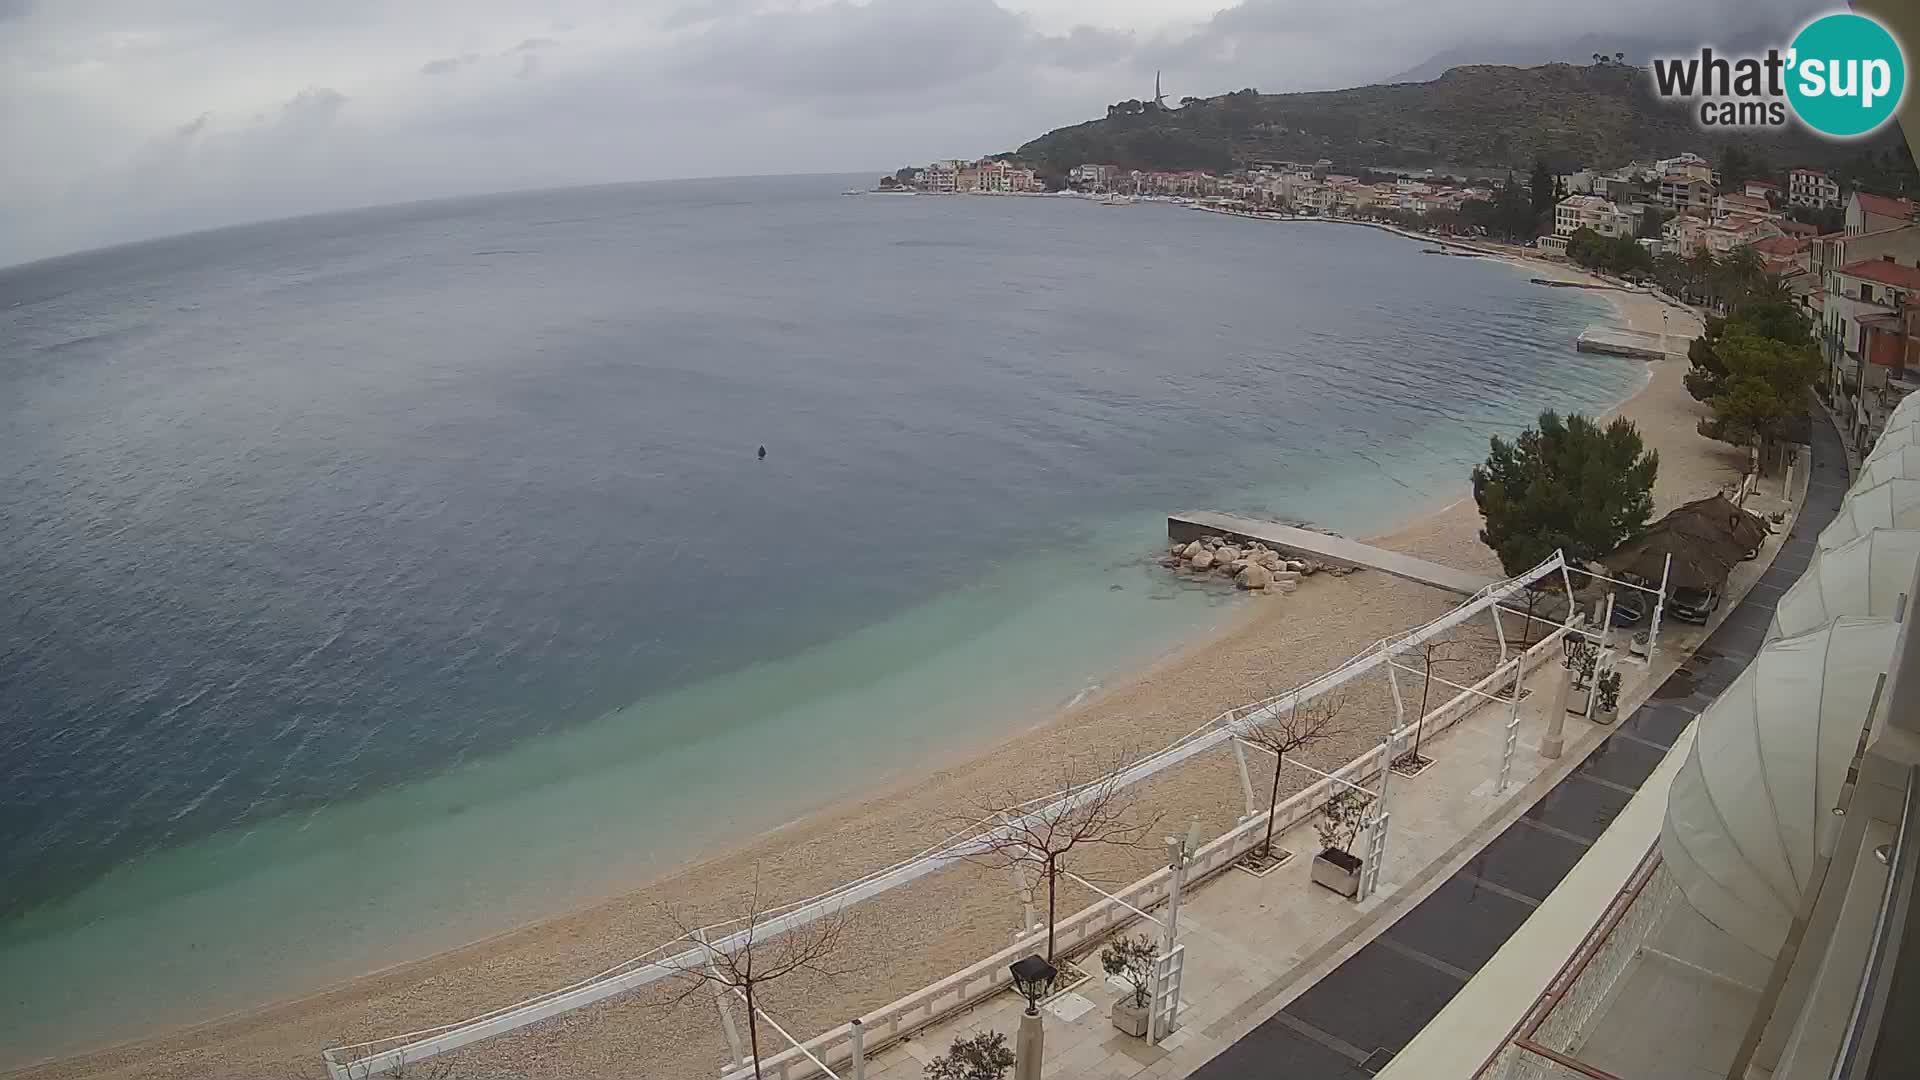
[1665,493,1768,554]
[1602,493,1765,591]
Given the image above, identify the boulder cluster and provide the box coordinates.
[1160,535,1333,592]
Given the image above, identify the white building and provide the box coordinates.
[1553,195,1634,239]
[1790,167,1842,209]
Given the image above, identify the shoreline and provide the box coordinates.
[8,229,1722,1080]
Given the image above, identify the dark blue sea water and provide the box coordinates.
[0,175,1639,1060]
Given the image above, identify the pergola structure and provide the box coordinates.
[323,551,1590,1080]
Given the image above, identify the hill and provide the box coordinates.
[1014,62,1901,179]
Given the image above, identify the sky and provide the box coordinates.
[0,0,1826,264]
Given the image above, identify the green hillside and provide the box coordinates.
[1014,63,1904,177]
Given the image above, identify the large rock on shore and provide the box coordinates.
[1190,549,1215,571]
[1181,541,1206,559]
[1237,563,1273,590]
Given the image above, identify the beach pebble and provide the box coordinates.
[1236,563,1273,590]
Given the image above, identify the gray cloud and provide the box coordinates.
[0,0,1842,266]
[421,53,480,76]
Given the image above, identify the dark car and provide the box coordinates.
[1609,590,1649,627]
[1669,585,1721,624]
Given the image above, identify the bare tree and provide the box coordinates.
[658,871,855,1080]
[1401,638,1473,765]
[1238,692,1350,864]
[959,755,1159,964]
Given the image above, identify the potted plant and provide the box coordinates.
[926,1030,1016,1080]
[1563,638,1599,689]
[1310,788,1375,899]
[1098,934,1158,1037]
[1594,669,1622,725]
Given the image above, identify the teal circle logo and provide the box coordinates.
[1786,13,1906,138]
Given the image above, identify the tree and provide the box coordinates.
[1719,145,1753,192]
[1401,639,1472,765]
[1685,316,1729,402]
[1706,331,1821,464]
[1237,692,1351,863]
[961,756,1159,964]
[926,1032,1016,1080]
[1099,935,1160,1010]
[1471,412,1660,575]
[660,876,855,1080]
[1637,204,1669,240]
[1530,160,1555,233]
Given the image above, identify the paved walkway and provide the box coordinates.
[1188,407,1847,1078]
[1167,512,1498,596]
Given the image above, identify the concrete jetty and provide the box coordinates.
[1168,511,1498,596]
[1576,325,1672,360]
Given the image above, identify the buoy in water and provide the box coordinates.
[757,445,767,460]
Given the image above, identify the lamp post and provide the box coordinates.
[1009,954,1057,1080]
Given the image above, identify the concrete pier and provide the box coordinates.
[1168,511,1498,596]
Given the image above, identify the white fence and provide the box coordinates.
[326,552,1576,1080]
[718,623,1576,1080]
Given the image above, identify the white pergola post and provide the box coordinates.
[1009,862,1038,938]
[849,1018,865,1080]
[1491,605,1509,667]
[1648,553,1673,655]
[1360,736,1394,900]
[1232,740,1258,819]
[1497,658,1524,793]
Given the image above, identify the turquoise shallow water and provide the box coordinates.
[0,177,1640,1062]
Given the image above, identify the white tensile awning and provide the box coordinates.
[1869,420,1920,458]
[1818,478,1920,551]
[1660,617,1898,958]
[1855,445,1920,492]
[1768,529,1920,640]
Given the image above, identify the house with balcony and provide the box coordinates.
[1790,167,1841,208]
[1830,255,1920,447]
[1657,173,1714,213]
[1067,163,1118,190]
[1714,191,1778,221]
[1553,194,1633,238]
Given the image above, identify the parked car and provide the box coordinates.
[1609,590,1648,627]
[1669,585,1721,624]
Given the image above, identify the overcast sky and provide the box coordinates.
[0,0,1824,265]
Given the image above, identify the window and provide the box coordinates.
[1863,284,1876,304]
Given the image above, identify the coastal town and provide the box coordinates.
[882,147,1920,469]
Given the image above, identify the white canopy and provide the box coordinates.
[1661,617,1898,958]
[1868,420,1920,458]
[1855,445,1920,492]
[1884,392,1920,429]
[1818,478,1920,551]
[1768,529,1920,640]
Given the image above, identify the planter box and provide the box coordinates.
[1111,997,1150,1038]
[1311,848,1363,899]
[1594,703,1618,725]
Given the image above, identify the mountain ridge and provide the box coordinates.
[1013,61,1899,179]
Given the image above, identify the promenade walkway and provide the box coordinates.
[856,414,1836,1080]
[1167,513,1497,597]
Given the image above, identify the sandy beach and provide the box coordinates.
[8,240,1741,1080]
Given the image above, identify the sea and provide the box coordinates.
[0,174,1642,1064]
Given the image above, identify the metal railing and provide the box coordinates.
[1475,846,1670,1080]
